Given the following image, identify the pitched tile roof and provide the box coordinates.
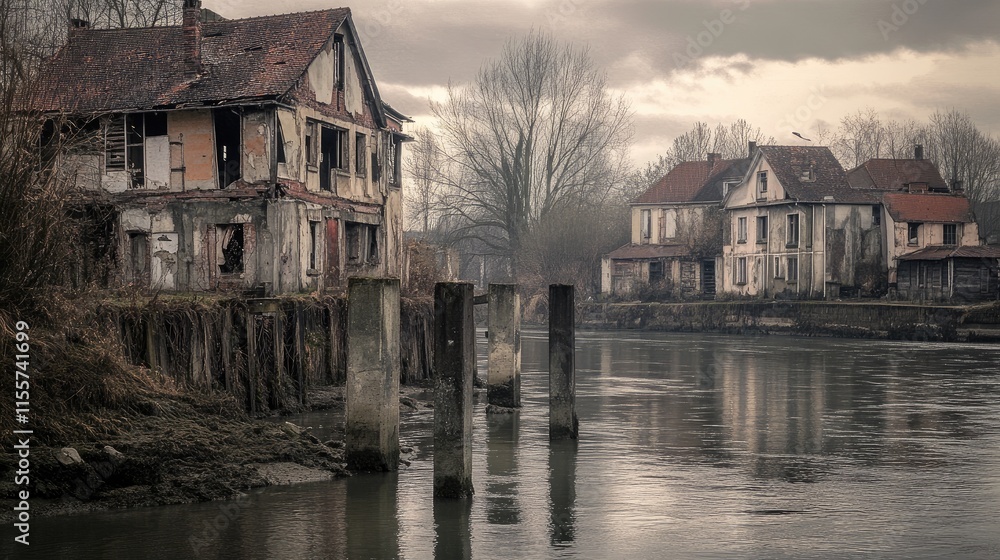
[34,8,350,113]
[898,245,1000,261]
[882,193,974,223]
[634,158,749,204]
[757,146,874,203]
[606,244,693,260]
[847,159,949,192]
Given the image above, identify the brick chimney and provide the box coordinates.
[68,18,90,40]
[748,141,757,158]
[183,0,203,77]
[914,144,924,160]
[707,152,720,168]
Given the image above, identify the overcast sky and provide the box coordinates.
[205,0,1000,166]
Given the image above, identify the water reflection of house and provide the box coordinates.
[602,149,753,298]
[36,2,409,294]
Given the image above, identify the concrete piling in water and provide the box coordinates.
[345,277,401,472]
[549,284,578,440]
[434,282,475,498]
[487,283,521,410]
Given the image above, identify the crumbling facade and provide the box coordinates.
[36,2,409,294]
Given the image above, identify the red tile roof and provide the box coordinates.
[634,159,746,204]
[898,245,1000,261]
[606,244,693,260]
[34,9,350,113]
[882,193,974,223]
[847,159,949,192]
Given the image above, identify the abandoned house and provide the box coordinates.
[34,1,410,294]
[847,149,1000,301]
[601,149,753,297]
[720,146,883,299]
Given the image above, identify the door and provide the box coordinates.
[702,260,716,296]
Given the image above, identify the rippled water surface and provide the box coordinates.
[22,331,1000,559]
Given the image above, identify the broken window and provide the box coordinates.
[640,209,651,242]
[305,121,316,167]
[276,119,286,164]
[105,112,167,187]
[344,222,379,265]
[387,138,400,186]
[908,223,920,245]
[319,125,349,191]
[218,224,244,274]
[872,205,881,227]
[355,132,367,177]
[943,224,957,245]
[214,109,242,188]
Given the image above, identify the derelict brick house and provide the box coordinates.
[34,1,410,294]
[721,146,884,299]
[848,151,1000,301]
[602,150,752,297]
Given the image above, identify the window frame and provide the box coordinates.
[640,209,652,243]
[943,224,957,246]
[756,171,768,199]
[355,132,367,178]
[787,257,799,283]
[786,213,800,248]
[736,257,748,285]
[737,216,747,244]
[908,223,920,245]
[756,215,768,244]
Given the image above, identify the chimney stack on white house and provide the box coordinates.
[707,152,720,168]
[183,0,203,77]
[748,141,757,158]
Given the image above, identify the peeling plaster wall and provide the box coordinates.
[242,110,271,184]
[169,110,216,190]
[277,108,301,181]
[145,136,171,189]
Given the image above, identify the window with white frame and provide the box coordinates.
[774,256,782,278]
[756,216,768,243]
[641,209,652,242]
[756,171,768,199]
[736,257,747,285]
[908,223,920,245]
[737,217,747,243]
[787,214,800,247]
[787,257,799,283]
[943,224,957,245]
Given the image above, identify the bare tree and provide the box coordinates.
[403,126,446,237]
[432,32,633,275]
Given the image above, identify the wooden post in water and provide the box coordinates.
[434,282,475,498]
[345,277,400,471]
[549,284,578,440]
[487,283,521,410]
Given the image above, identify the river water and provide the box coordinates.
[20,330,1000,559]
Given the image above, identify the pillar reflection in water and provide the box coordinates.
[434,496,473,560]
[346,473,400,559]
[548,439,578,547]
[485,412,521,525]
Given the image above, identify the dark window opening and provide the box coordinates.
[757,171,768,197]
[125,114,144,188]
[908,223,920,245]
[787,214,800,247]
[319,125,349,192]
[387,139,399,186]
[355,132,367,177]
[334,35,345,90]
[649,261,664,284]
[127,232,149,285]
[219,224,244,274]
[788,257,799,283]
[345,222,379,265]
[756,216,768,243]
[276,119,286,164]
[214,109,242,188]
[305,121,316,166]
[145,112,168,136]
[309,221,319,270]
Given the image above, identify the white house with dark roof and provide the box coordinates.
[34,1,410,294]
[721,146,884,298]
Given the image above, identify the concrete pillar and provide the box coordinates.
[549,284,578,440]
[434,282,475,498]
[487,283,521,409]
[345,277,400,472]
